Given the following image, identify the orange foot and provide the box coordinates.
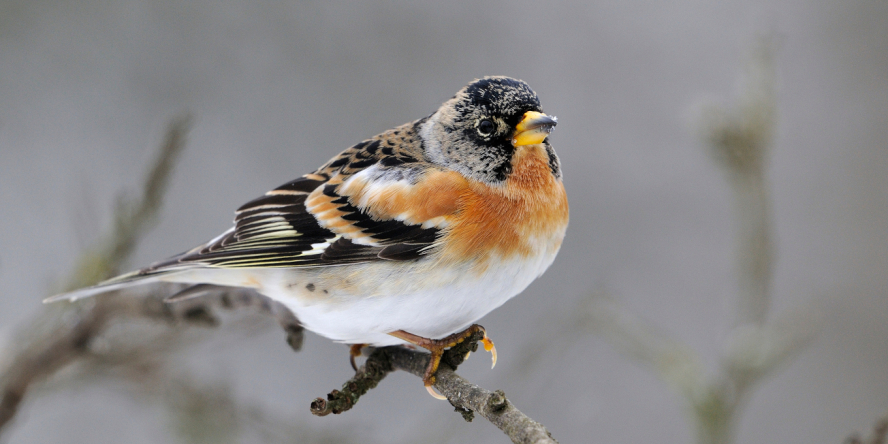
[389,324,496,400]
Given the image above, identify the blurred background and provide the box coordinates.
[0,0,886,443]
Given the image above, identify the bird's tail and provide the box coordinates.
[42,266,193,303]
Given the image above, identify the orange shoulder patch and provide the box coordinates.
[343,169,467,227]
[305,169,468,244]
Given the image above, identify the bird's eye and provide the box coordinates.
[477,119,495,136]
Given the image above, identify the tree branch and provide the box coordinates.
[311,333,558,444]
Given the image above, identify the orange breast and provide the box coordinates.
[439,144,569,266]
[307,144,568,264]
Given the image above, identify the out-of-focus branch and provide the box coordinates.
[701,40,776,327]
[67,319,344,444]
[585,295,704,401]
[0,116,191,434]
[845,413,888,444]
[65,115,190,291]
[311,334,559,444]
[583,37,819,444]
[700,37,817,443]
[0,115,311,442]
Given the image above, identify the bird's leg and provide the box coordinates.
[348,344,366,371]
[389,324,496,399]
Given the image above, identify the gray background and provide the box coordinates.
[1,0,886,443]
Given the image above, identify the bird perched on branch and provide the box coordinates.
[47,76,569,399]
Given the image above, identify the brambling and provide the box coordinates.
[47,76,569,398]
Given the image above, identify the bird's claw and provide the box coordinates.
[426,385,447,400]
[349,344,365,371]
[388,324,496,400]
[482,334,497,369]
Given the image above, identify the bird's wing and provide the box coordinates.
[141,137,468,271]
[44,130,468,303]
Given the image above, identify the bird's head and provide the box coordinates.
[420,76,559,184]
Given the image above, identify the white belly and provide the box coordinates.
[241,251,559,346]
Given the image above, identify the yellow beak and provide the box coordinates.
[512,111,558,146]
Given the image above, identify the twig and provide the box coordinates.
[310,346,396,416]
[703,39,776,327]
[390,347,558,444]
[585,294,705,401]
[845,413,888,444]
[65,114,191,291]
[311,333,558,444]
[583,36,818,444]
[0,116,191,434]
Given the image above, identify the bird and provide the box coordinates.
[46,76,569,399]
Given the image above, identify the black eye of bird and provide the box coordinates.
[477,119,495,136]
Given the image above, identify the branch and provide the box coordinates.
[64,115,191,291]
[582,36,819,444]
[0,115,192,434]
[391,347,558,444]
[701,38,776,327]
[845,413,888,444]
[311,335,558,444]
[585,294,705,400]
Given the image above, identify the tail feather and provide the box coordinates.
[43,266,192,303]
